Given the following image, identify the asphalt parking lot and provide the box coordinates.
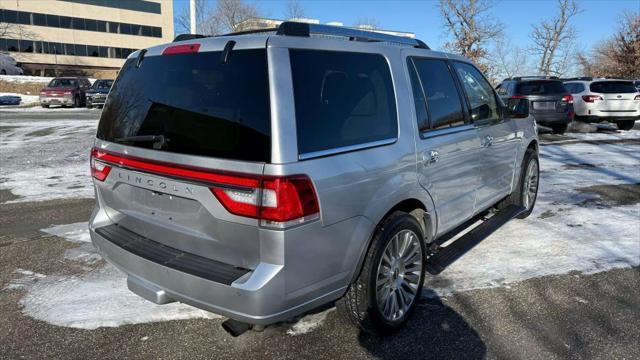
[1,109,639,359]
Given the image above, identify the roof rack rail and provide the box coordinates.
[173,34,208,42]
[275,21,429,49]
[509,75,560,81]
[562,76,594,81]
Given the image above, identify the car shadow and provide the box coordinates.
[358,290,486,359]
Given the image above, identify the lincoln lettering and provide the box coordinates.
[117,171,194,195]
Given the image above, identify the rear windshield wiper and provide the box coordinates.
[114,134,169,149]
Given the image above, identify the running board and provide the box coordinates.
[426,205,526,275]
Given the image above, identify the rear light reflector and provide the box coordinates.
[582,95,603,103]
[90,148,112,181]
[162,43,201,55]
[561,94,573,103]
[89,148,319,227]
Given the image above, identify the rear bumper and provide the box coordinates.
[577,114,640,123]
[531,112,572,125]
[86,96,106,106]
[88,200,371,325]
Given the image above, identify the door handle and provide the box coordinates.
[482,135,494,147]
[423,150,439,165]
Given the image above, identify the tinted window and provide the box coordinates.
[46,14,60,27]
[408,60,429,132]
[85,19,97,31]
[33,13,46,26]
[564,82,585,94]
[108,22,119,33]
[65,43,75,56]
[6,39,19,52]
[3,10,18,24]
[60,16,72,28]
[453,62,499,122]
[98,46,108,58]
[97,49,271,162]
[87,45,100,57]
[590,81,637,94]
[412,58,465,129]
[72,17,85,30]
[290,50,397,155]
[516,80,566,95]
[96,20,107,32]
[17,11,30,25]
[75,44,87,57]
[19,40,33,53]
[93,80,113,89]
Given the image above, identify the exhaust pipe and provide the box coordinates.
[221,319,252,337]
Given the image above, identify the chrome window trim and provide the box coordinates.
[420,124,475,139]
[298,138,397,160]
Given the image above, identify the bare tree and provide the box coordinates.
[491,37,531,80]
[174,0,259,36]
[438,0,503,74]
[285,0,306,20]
[579,12,639,78]
[530,0,581,76]
[354,17,382,30]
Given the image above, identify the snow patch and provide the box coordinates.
[3,269,46,290]
[18,266,219,330]
[42,222,91,243]
[0,75,54,84]
[287,308,335,336]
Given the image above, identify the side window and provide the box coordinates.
[453,62,499,123]
[407,60,429,132]
[411,58,465,130]
[290,50,397,155]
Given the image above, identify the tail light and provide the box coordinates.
[582,95,603,103]
[634,94,640,100]
[561,94,573,103]
[64,91,72,95]
[90,148,112,181]
[212,175,319,227]
[89,148,319,228]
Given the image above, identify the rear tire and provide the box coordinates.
[1,69,6,75]
[41,104,49,108]
[336,212,426,334]
[551,124,568,134]
[616,120,635,131]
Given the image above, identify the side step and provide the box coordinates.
[426,205,526,275]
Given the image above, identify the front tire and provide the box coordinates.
[336,212,426,334]
[616,120,635,131]
[515,149,539,219]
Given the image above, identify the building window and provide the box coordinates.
[60,16,72,29]
[17,11,30,25]
[87,45,100,57]
[65,43,75,56]
[6,39,19,52]
[46,14,60,27]
[33,13,46,26]
[1,37,137,59]
[72,17,85,30]
[19,40,34,53]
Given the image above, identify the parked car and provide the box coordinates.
[0,94,22,105]
[496,76,573,134]
[0,54,23,75]
[39,77,91,107]
[85,79,114,108]
[89,22,539,335]
[563,77,640,130]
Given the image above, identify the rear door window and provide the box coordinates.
[590,81,637,94]
[289,50,397,155]
[452,61,498,123]
[410,58,465,130]
[96,49,271,162]
[516,81,566,95]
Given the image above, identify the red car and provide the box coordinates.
[39,77,92,108]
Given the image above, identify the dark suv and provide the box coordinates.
[85,79,114,108]
[39,76,91,108]
[497,77,573,134]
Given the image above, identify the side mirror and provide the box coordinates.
[507,97,529,118]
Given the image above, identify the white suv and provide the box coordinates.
[564,78,640,130]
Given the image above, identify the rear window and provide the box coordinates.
[48,78,78,87]
[96,49,271,162]
[289,50,397,156]
[564,82,585,94]
[92,79,113,89]
[590,81,637,94]
[516,81,567,95]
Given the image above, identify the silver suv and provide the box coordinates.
[89,23,539,334]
